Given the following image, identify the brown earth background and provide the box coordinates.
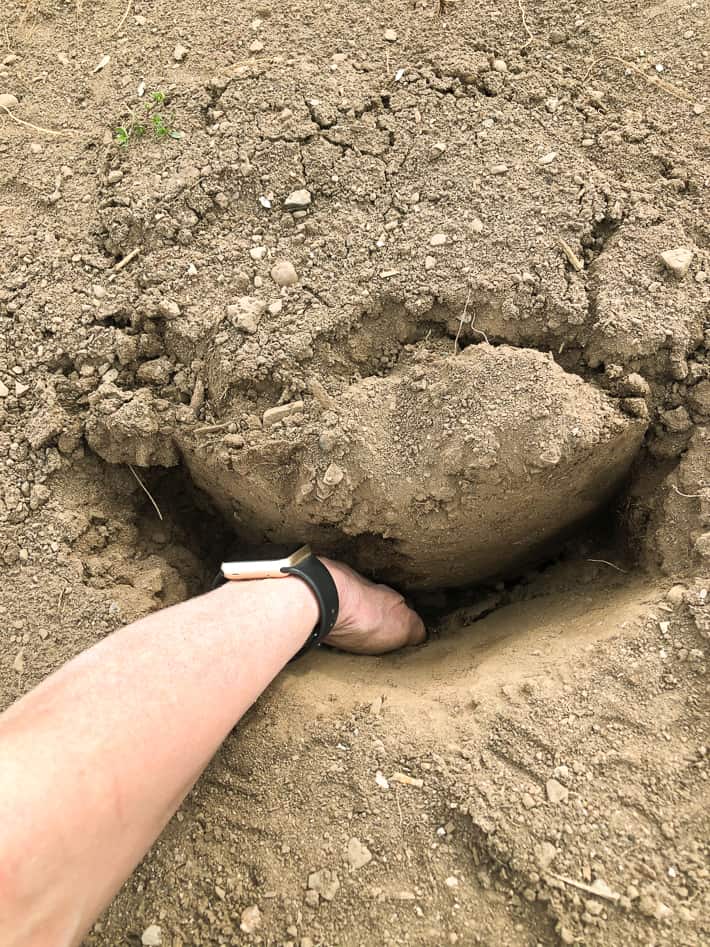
[1,0,709,945]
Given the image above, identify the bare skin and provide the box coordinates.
[0,559,425,947]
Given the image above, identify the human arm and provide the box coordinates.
[0,560,424,947]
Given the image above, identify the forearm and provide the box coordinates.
[0,577,317,947]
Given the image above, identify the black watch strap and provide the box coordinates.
[282,554,339,661]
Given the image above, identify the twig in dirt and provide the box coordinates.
[586,558,628,573]
[127,463,164,521]
[193,422,230,435]
[517,0,534,50]
[548,873,620,902]
[581,55,695,105]
[557,238,584,272]
[0,104,62,136]
[112,246,141,273]
[453,290,472,354]
[672,483,707,499]
[114,0,132,34]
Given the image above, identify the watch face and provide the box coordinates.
[221,544,311,580]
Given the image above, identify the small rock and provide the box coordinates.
[158,299,180,319]
[431,141,447,157]
[141,925,162,947]
[240,905,261,934]
[375,770,390,789]
[227,296,266,334]
[521,792,537,809]
[667,584,687,605]
[15,381,29,397]
[694,532,710,559]
[445,876,459,888]
[263,401,304,426]
[13,650,24,674]
[107,170,123,184]
[30,142,43,154]
[284,188,312,210]
[384,28,398,42]
[585,899,603,917]
[539,151,557,165]
[545,778,569,804]
[224,433,245,449]
[429,233,448,247]
[424,255,436,271]
[536,841,557,870]
[173,44,188,62]
[491,163,509,175]
[471,218,484,234]
[0,379,9,398]
[347,837,372,870]
[268,299,283,315]
[693,103,705,115]
[549,29,567,45]
[136,358,173,386]
[271,260,299,286]
[661,405,691,433]
[0,93,19,109]
[323,462,344,486]
[308,868,340,901]
[492,58,507,73]
[689,379,710,415]
[249,40,264,53]
[660,246,694,279]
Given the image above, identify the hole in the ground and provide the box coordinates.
[127,460,643,636]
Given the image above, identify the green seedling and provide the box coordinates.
[114,90,183,146]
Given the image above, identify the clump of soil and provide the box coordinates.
[1,0,708,945]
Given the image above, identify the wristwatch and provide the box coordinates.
[213,545,339,661]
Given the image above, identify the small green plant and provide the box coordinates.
[114,90,183,147]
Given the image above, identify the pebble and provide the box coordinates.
[539,151,557,165]
[471,218,484,234]
[549,29,567,44]
[107,170,123,184]
[227,296,266,334]
[0,93,19,109]
[249,40,264,53]
[545,778,569,804]
[521,792,537,809]
[384,29,398,42]
[693,103,705,115]
[424,255,436,271]
[284,188,312,210]
[141,925,162,947]
[30,142,43,154]
[307,868,340,901]
[263,401,304,426]
[271,260,299,286]
[249,246,267,261]
[15,382,29,397]
[347,837,373,870]
[173,44,188,62]
[445,876,459,888]
[158,299,181,319]
[224,434,245,449]
[491,163,509,175]
[492,58,507,73]
[536,841,557,869]
[240,905,261,934]
[667,584,687,605]
[429,233,448,247]
[660,246,694,278]
[0,379,9,398]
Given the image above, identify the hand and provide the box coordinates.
[319,559,427,655]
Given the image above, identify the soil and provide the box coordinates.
[1,1,709,946]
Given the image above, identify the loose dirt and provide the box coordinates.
[1,0,708,945]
